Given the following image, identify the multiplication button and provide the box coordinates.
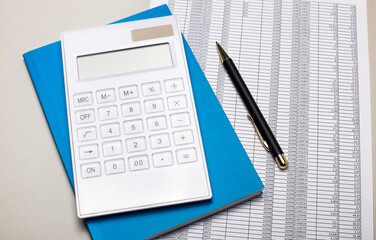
[173,130,194,145]
[167,95,187,110]
[176,148,197,164]
[105,159,125,175]
[119,85,138,100]
[165,78,184,93]
[81,162,101,178]
[74,92,93,107]
[76,109,95,124]
[79,144,99,160]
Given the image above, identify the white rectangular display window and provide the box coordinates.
[77,43,172,80]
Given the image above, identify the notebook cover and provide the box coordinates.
[23,5,263,240]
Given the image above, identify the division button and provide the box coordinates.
[165,78,184,93]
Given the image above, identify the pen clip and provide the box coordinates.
[247,115,270,152]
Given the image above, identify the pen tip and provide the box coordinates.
[215,42,230,63]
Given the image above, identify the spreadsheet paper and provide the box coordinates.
[150,0,374,239]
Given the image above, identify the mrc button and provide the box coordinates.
[74,92,93,107]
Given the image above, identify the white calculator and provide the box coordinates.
[61,16,212,218]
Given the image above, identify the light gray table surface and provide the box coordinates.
[0,0,375,239]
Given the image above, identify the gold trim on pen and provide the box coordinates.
[247,115,270,152]
[275,154,288,170]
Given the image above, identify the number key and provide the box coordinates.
[121,102,141,117]
[128,155,149,171]
[144,98,164,113]
[124,119,144,135]
[126,137,147,153]
[150,133,170,149]
[102,140,123,157]
[147,116,167,131]
[100,123,120,138]
[98,105,118,121]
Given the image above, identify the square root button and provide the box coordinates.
[176,148,197,164]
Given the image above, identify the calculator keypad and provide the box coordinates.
[73,79,200,179]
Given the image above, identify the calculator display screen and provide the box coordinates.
[77,43,172,80]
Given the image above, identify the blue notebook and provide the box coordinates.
[23,5,263,240]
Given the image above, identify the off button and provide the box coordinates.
[76,109,95,124]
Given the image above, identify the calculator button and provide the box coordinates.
[76,109,95,124]
[96,88,116,103]
[173,130,194,145]
[121,102,142,117]
[81,162,101,178]
[74,92,93,107]
[103,140,123,157]
[170,112,191,128]
[105,159,125,175]
[100,123,120,138]
[150,133,170,149]
[147,116,167,131]
[128,155,149,171]
[165,78,184,93]
[126,137,147,153]
[176,148,197,164]
[98,105,118,121]
[119,85,138,100]
[167,95,187,110]
[142,81,161,96]
[144,98,164,113]
[79,144,99,160]
[77,126,97,142]
[124,119,144,135]
[152,151,173,167]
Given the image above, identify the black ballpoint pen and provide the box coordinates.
[216,42,288,170]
